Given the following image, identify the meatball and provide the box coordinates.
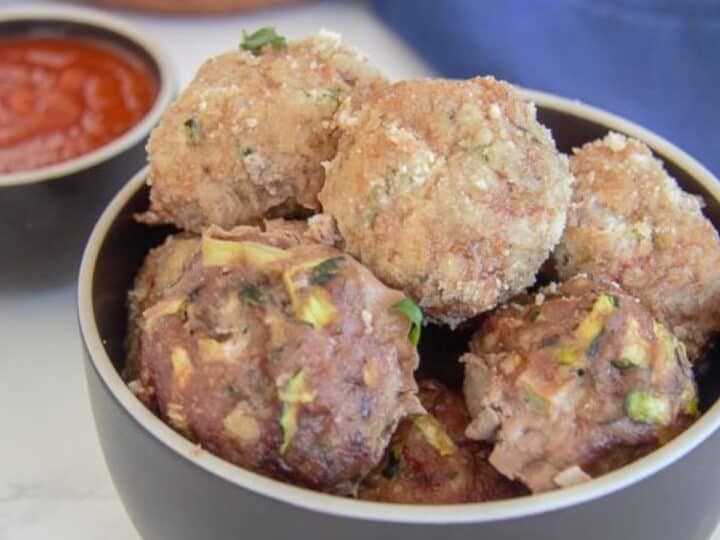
[360,379,526,503]
[141,30,384,232]
[125,232,199,404]
[553,133,720,360]
[462,276,698,493]
[127,225,422,492]
[319,77,573,326]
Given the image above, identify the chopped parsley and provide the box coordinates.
[611,358,634,370]
[309,256,346,286]
[240,27,287,55]
[241,283,265,306]
[326,87,343,105]
[393,297,423,346]
[184,118,202,145]
[381,447,402,479]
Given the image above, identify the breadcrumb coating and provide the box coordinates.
[142,31,384,232]
[320,77,572,325]
[554,133,720,360]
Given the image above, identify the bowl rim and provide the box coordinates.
[78,88,720,524]
[0,5,175,188]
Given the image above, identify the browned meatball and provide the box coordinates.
[127,225,422,492]
[553,133,720,360]
[125,232,199,405]
[359,379,526,503]
[462,276,698,493]
[319,77,572,326]
[125,220,306,404]
[141,30,384,232]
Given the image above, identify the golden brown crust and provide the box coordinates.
[554,133,720,360]
[142,31,384,232]
[319,77,572,325]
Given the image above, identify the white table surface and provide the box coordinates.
[0,1,717,539]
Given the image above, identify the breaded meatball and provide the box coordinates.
[141,30,384,232]
[127,225,422,492]
[553,133,720,360]
[360,379,525,503]
[462,276,698,493]
[319,77,573,326]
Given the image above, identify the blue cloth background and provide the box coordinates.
[369,0,720,175]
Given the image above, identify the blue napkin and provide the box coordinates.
[369,0,720,176]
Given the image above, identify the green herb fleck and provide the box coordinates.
[309,256,346,286]
[393,297,423,346]
[381,447,402,479]
[609,295,620,308]
[611,358,635,370]
[240,27,287,55]
[241,283,265,306]
[684,395,699,417]
[239,145,254,157]
[326,87,343,105]
[184,118,202,145]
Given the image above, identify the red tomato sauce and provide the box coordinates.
[0,36,158,174]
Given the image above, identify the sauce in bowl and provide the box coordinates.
[0,36,158,174]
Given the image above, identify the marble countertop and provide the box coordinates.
[0,1,717,538]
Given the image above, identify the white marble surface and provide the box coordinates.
[0,1,717,539]
[0,1,429,539]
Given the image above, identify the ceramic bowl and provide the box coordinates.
[78,90,720,540]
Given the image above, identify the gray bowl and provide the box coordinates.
[78,90,720,540]
[0,6,174,292]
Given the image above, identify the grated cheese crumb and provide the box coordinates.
[604,132,627,152]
